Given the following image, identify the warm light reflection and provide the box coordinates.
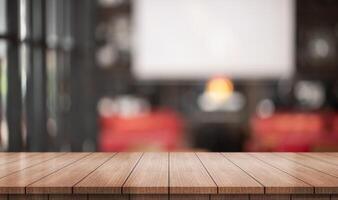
[205,76,234,102]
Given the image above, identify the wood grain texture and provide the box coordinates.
[0,153,38,166]
[291,194,329,200]
[74,152,143,194]
[326,153,338,157]
[170,195,209,200]
[169,153,217,194]
[300,153,338,166]
[0,153,89,194]
[196,152,263,194]
[88,194,129,200]
[250,195,290,200]
[130,194,168,200]
[252,153,338,194]
[27,153,114,194]
[0,195,7,200]
[48,194,87,200]
[7,195,47,200]
[277,153,338,178]
[123,152,168,194]
[0,152,337,198]
[224,153,312,194]
[0,153,63,179]
[210,194,249,200]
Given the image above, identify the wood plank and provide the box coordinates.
[211,194,249,200]
[300,153,338,166]
[0,153,63,179]
[196,152,263,194]
[277,153,338,178]
[250,195,290,200]
[123,152,168,194]
[48,194,87,200]
[291,194,329,200]
[88,194,129,200]
[252,153,338,194]
[0,152,337,198]
[74,152,143,194]
[0,153,89,194]
[27,153,114,194]
[0,153,39,166]
[169,152,217,194]
[0,195,7,200]
[325,153,338,157]
[332,195,338,200]
[170,195,209,200]
[224,153,312,194]
[130,194,168,200]
[7,195,47,200]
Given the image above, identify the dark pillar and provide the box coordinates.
[25,0,48,151]
[6,0,23,152]
[69,0,97,151]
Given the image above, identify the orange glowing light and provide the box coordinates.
[205,77,234,101]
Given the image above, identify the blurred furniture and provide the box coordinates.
[247,112,338,151]
[99,109,183,151]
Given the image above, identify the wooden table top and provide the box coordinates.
[0,152,338,198]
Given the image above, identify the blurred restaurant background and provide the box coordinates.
[0,0,337,152]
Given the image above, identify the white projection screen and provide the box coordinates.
[133,0,295,80]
